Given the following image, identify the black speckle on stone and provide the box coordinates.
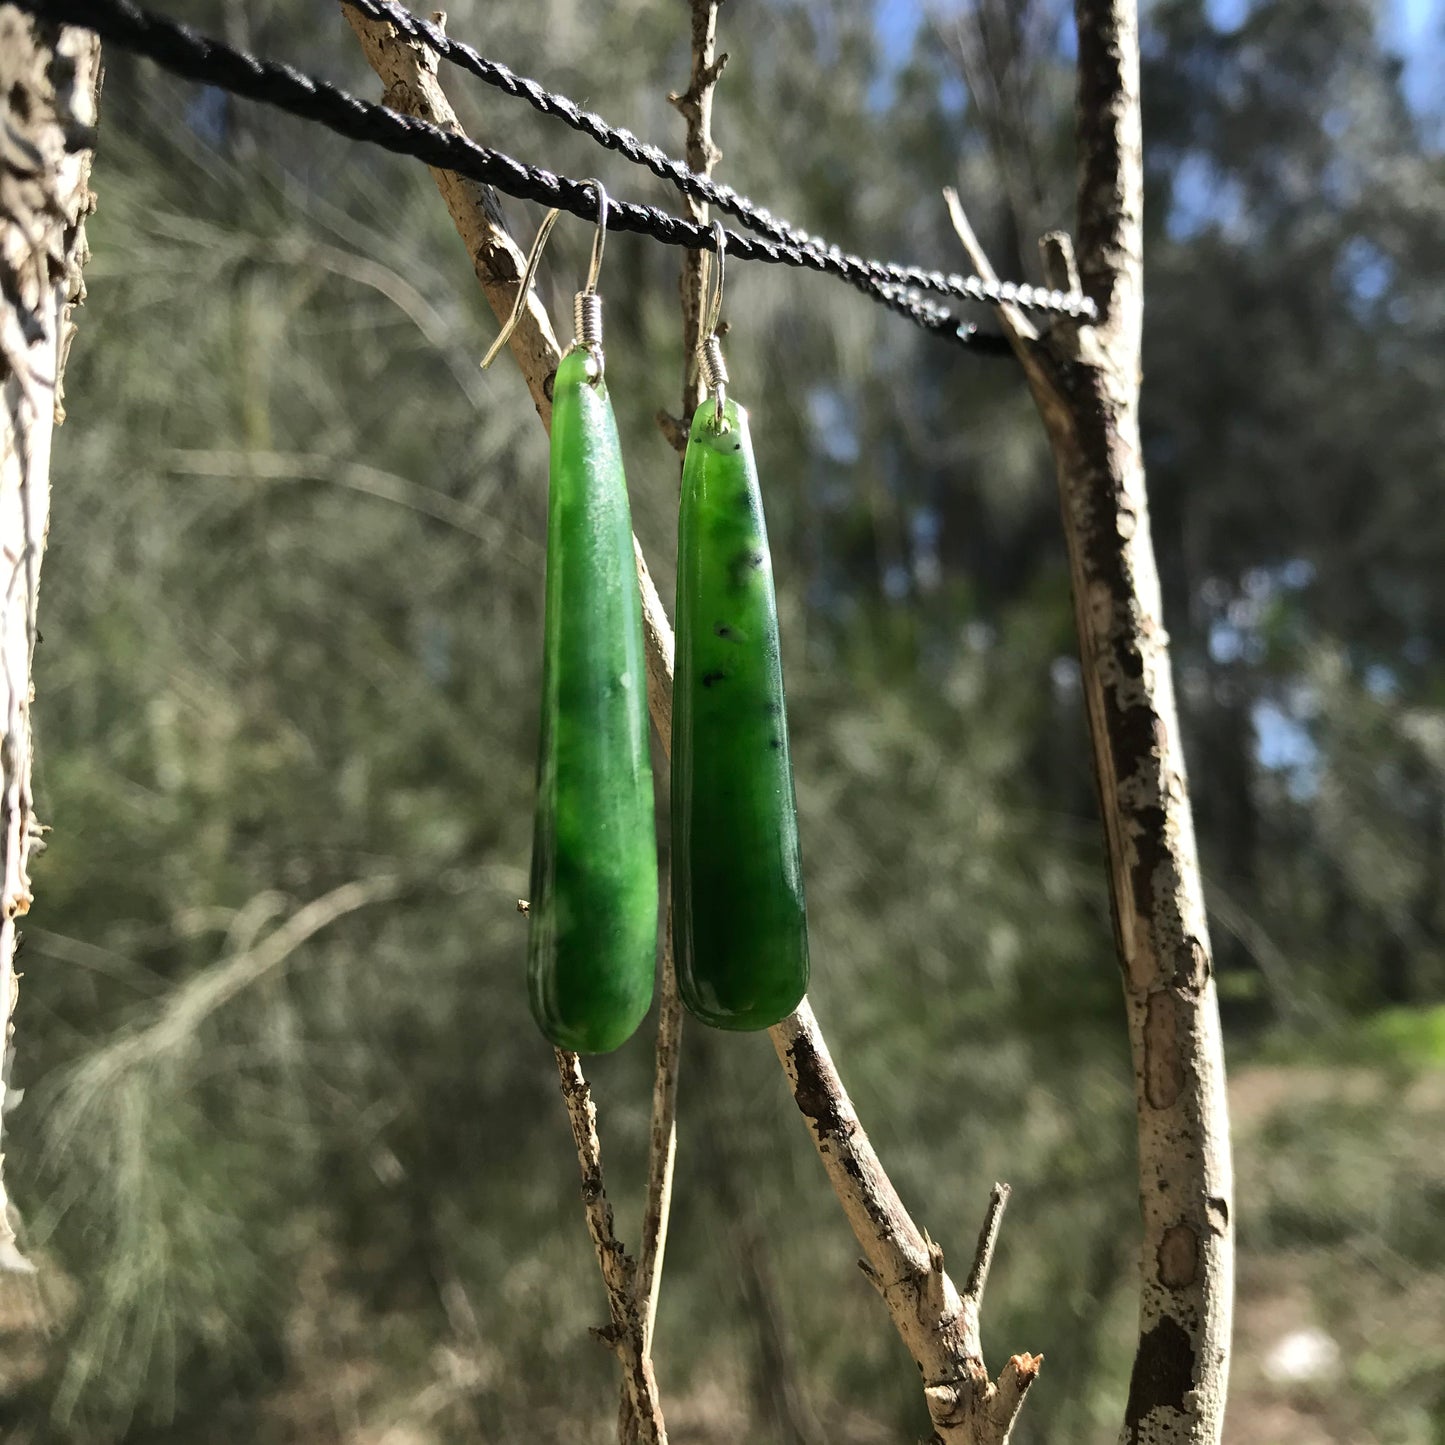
[714,623,739,642]
[727,549,766,589]
[768,737,782,750]
[702,670,727,688]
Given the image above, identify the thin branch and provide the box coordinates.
[964,1182,1010,1305]
[340,7,561,427]
[771,1004,1037,1445]
[165,447,539,565]
[0,8,100,1273]
[667,0,725,422]
[629,0,727,1409]
[632,899,681,1359]
[944,2,1235,1439]
[943,187,1038,346]
[694,1042,824,1445]
[43,876,403,1169]
[554,1051,666,1445]
[339,4,675,702]
[268,236,487,408]
[101,877,400,1070]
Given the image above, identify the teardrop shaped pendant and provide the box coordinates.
[672,398,809,1030]
[528,347,659,1053]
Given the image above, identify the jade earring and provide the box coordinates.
[486,182,658,1054]
[672,224,810,1031]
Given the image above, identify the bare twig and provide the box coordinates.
[0,7,101,1273]
[165,448,539,564]
[56,878,401,1091]
[937,3,1049,266]
[772,1004,1038,1445]
[36,875,402,1285]
[554,1051,666,1444]
[340,9,559,425]
[944,3,1235,1441]
[695,1043,824,1445]
[629,0,727,1414]
[667,0,725,422]
[339,4,676,700]
[632,902,681,1359]
[964,1182,1011,1305]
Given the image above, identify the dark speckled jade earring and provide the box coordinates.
[486,182,657,1054]
[672,224,810,1031]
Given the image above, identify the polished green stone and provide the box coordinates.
[672,398,809,1030]
[528,347,658,1054]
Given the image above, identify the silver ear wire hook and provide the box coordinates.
[573,180,607,376]
[584,180,607,296]
[481,205,562,371]
[481,179,610,378]
[697,220,729,427]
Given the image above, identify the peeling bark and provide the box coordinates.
[0,6,99,1272]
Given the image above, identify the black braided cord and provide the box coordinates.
[343,0,1095,323]
[15,0,1081,354]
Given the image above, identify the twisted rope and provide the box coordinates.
[18,0,1094,354]
[343,0,1095,322]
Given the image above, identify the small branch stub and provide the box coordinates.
[964,1182,1011,1305]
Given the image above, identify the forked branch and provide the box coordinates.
[772,1007,1038,1445]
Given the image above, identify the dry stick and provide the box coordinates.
[771,1006,1039,1445]
[166,448,539,563]
[338,12,669,1442]
[943,1,1234,1441]
[342,9,1038,1444]
[668,0,725,424]
[0,8,101,1274]
[633,901,680,1361]
[631,0,726,1394]
[553,1050,666,1443]
[617,899,680,1443]
[61,877,402,1090]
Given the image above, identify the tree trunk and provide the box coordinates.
[0,6,100,1269]
[1064,14,1234,1438]
[948,1,1234,1440]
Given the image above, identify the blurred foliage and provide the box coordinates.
[0,0,1441,1441]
